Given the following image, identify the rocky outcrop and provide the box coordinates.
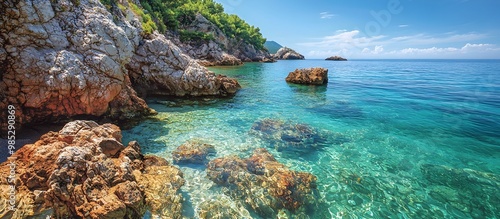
[0,0,240,129]
[273,47,305,60]
[250,119,327,153]
[127,33,240,97]
[0,120,184,219]
[177,13,270,65]
[172,140,216,164]
[285,67,329,85]
[326,56,347,61]
[206,148,320,217]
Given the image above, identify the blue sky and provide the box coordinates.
[214,0,500,59]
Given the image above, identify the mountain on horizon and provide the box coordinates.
[264,41,283,54]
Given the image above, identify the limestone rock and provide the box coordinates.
[127,33,240,97]
[326,56,347,61]
[249,119,327,153]
[285,67,328,85]
[172,141,216,164]
[0,0,150,129]
[0,120,184,219]
[273,47,305,60]
[206,148,320,217]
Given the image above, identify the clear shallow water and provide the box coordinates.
[124,59,500,218]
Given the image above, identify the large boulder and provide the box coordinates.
[206,148,320,217]
[0,0,240,130]
[0,120,185,219]
[273,47,305,60]
[285,67,329,85]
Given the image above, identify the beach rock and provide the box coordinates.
[286,68,329,85]
[177,14,270,64]
[206,148,319,217]
[326,56,347,61]
[0,120,184,219]
[273,47,305,60]
[421,164,499,218]
[172,141,216,164]
[250,119,327,153]
[0,0,240,131]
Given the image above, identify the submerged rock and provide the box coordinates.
[326,56,347,61]
[286,68,328,85]
[206,148,320,217]
[0,120,184,219]
[273,47,305,60]
[172,141,216,165]
[250,119,327,153]
[197,195,251,219]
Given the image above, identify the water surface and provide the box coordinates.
[124,59,500,218]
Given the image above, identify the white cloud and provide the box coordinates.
[362,45,384,54]
[398,24,409,28]
[320,12,335,19]
[388,43,499,58]
[297,29,499,58]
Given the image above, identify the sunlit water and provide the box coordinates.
[124,59,500,218]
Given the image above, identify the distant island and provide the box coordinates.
[326,56,348,61]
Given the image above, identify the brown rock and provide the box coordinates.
[172,141,216,164]
[0,120,184,219]
[285,68,328,85]
[206,148,319,217]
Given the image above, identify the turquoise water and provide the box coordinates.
[124,59,500,218]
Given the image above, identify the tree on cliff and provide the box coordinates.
[136,0,266,50]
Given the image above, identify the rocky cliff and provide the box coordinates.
[0,0,240,130]
[273,47,305,60]
[175,14,271,66]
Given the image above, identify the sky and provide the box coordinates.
[214,0,500,59]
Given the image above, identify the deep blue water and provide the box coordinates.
[125,59,500,218]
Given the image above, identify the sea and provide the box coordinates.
[123,59,500,219]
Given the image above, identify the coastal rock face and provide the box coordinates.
[0,0,152,127]
[127,33,240,97]
[206,148,320,217]
[0,120,185,219]
[286,68,329,85]
[178,13,270,64]
[172,141,216,164]
[0,0,240,129]
[273,47,305,60]
[326,56,347,61]
[250,119,327,153]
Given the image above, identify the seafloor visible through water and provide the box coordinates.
[124,59,500,218]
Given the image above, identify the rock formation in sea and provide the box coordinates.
[273,47,305,60]
[325,55,348,61]
[172,140,216,165]
[0,120,184,219]
[206,148,321,217]
[174,14,271,66]
[285,67,329,85]
[0,0,240,130]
